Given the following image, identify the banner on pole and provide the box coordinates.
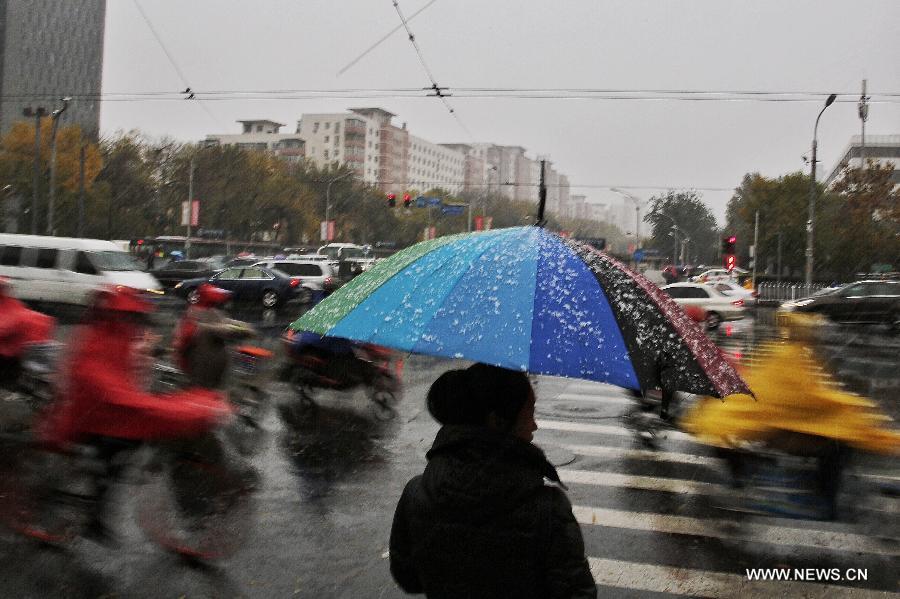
[191,200,200,227]
[180,201,190,226]
[484,217,492,231]
[474,215,484,231]
[320,220,335,241]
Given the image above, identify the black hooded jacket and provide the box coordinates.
[390,425,596,598]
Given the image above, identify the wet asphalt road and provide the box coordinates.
[0,302,897,598]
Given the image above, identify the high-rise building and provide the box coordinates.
[296,111,381,185]
[0,0,107,136]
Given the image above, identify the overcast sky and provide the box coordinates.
[100,0,900,224]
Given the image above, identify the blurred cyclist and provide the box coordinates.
[172,283,255,388]
[37,286,232,544]
[0,277,55,388]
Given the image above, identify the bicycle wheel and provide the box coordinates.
[1,447,88,546]
[225,386,268,456]
[137,448,255,561]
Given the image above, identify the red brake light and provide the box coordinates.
[290,279,300,288]
[324,276,333,286]
[751,291,759,298]
[732,299,744,307]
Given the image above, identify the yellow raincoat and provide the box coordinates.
[683,312,900,455]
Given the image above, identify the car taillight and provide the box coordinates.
[751,291,758,298]
[290,279,300,288]
[324,276,333,287]
[732,299,744,307]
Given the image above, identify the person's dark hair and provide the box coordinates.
[427,363,532,431]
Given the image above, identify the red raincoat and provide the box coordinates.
[0,295,54,358]
[39,318,232,448]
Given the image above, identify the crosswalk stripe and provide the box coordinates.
[558,442,717,466]
[587,557,894,598]
[544,392,631,405]
[572,506,900,556]
[537,418,696,443]
[560,469,721,495]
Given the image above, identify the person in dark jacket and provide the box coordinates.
[390,363,596,599]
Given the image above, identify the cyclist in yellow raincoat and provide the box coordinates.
[683,312,899,455]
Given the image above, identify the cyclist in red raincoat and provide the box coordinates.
[0,277,55,387]
[37,286,232,543]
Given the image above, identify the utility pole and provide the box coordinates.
[858,79,869,169]
[77,143,86,237]
[23,107,48,234]
[536,159,547,225]
[186,157,194,258]
[46,97,70,235]
[776,231,782,283]
[751,211,760,288]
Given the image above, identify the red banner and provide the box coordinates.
[474,216,484,231]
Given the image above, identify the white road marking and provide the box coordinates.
[557,442,717,466]
[537,418,696,444]
[545,392,631,405]
[573,506,900,556]
[587,557,894,598]
[560,469,721,495]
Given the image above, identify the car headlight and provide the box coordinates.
[174,282,183,289]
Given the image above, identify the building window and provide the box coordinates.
[324,150,329,159]
[324,136,329,143]
[334,123,340,134]
[334,135,340,146]
[325,122,330,130]
[256,125,263,132]
[313,122,319,133]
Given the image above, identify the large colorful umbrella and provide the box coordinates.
[290,226,749,398]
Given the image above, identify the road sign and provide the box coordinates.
[634,249,645,262]
[441,205,465,216]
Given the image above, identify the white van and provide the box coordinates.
[0,234,163,305]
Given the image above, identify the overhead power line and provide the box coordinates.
[131,0,223,129]
[6,87,900,104]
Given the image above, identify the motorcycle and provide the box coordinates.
[281,329,402,420]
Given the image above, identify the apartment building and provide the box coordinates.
[205,120,305,160]
[296,111,381,185]
[825,134,900,188]
[346,108,410,194]
[405,136,466,194]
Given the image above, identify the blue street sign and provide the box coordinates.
[415,196,427,208]
[633,248,645,262]
[441,205,465,216]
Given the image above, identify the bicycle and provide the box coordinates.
[0,429,256,562]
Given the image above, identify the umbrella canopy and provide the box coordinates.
[290,227,749,398]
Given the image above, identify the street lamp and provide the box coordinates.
[323,170,353,242]
[805,93,837,289]
[47,97,70,235]
[23,106,48,234]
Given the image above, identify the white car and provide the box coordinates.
[710,280,758,306]
[661,282,746,329]
[691,268,748,284]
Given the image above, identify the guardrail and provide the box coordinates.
[756,282,829,304]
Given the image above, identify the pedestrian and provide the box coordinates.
[389,363,597,598]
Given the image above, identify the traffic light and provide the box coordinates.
[725,254,737,271]
[721,235,736,255]
[387,193,396,207]
[403,193,412,208]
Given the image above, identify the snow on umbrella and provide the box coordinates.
[289,226,749,398]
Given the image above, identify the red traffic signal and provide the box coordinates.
[721,235,736,254]
[387,193,396,207]
[403,193,412,208]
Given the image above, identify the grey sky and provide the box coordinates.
[101,0,900,224]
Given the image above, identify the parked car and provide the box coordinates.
[150,259,220,289]
[251,259,335,296]
[174,266,305,308]
[661,282,746,329]
[710,280,758,307]
[0,233,162,305]
[781,280,900,330]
